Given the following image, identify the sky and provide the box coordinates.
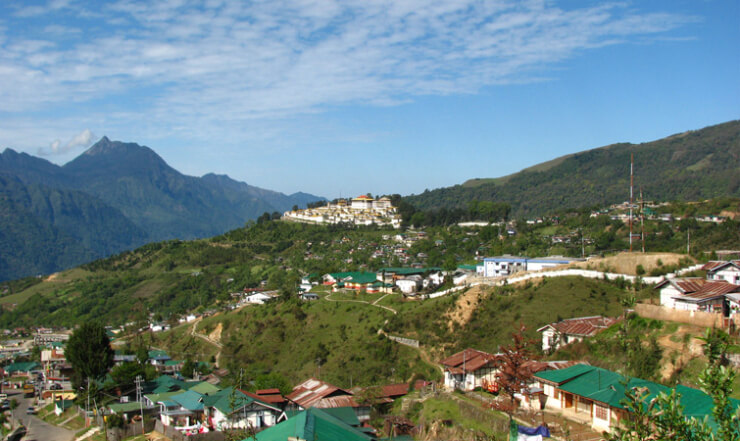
[1,0,738,199]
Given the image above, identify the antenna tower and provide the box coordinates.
[629,154,634,252]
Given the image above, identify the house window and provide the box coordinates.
[595,404,608,420]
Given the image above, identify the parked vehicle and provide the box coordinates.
[25,406,35,414]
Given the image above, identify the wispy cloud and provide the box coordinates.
[37,128,96,156]
[0,0,696,148]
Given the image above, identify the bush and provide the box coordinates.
[107,413,124,429]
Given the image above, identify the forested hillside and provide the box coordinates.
[405,121,740,217]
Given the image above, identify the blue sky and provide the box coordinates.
[1,0,738,199]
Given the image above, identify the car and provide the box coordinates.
[50,383,63,390]
[26,407,35,415]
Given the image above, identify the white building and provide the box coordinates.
[441,348,498,391]
[537,316,618,353]
[703,260,740,284]
[482,256,579,277]
[396,276,422,294]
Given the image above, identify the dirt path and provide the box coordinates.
[445,285,489,332]
[656,324,705,381]
[325,292,398,314]
[189,319,224,367]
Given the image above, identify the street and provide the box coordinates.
[7,390,75,441]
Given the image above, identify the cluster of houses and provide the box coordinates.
[322,267,447,295]
[107,369,425,439]
[440,346,738,435]
[658,260,740,318]
[282,195,402,229]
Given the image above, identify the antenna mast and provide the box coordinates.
[629,154,634,252]
[640,187,645,253]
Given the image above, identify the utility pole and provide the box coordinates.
[640,187,645,253]
[86,377,90,428]
[135,375,145,435]
[629,153,634,252]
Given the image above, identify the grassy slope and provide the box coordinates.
[151,276,633,389]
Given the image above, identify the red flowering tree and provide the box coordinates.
[493,324,537,421]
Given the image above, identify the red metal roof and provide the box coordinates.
[380,383,409,398]
[678,281,740,302]
[441,348,497,374]
[702,260,740,272]
[538,316,619,337]
[286,378,359,409]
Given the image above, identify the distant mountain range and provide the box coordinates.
[0,137,325,281]
[405,121,740,217]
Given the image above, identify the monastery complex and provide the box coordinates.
[282,195,402,228]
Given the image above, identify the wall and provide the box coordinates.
[634,303,730,328]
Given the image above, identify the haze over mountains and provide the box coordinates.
[405,121,740,217]
[0,137,325,281]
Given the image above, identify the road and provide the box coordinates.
[7,390,75,441]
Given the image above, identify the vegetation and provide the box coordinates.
[406,120,740,217]
[66,322,115,395]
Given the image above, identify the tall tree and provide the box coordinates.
[493,324,537,421]
[66,321,114,388]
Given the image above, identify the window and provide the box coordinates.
[595,404,608,420]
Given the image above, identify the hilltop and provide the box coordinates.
[405,120,740,217]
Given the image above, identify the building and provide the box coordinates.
[482,256,580,278]
[254,407,380,441]
[703,260,740,284]
[534,364,740,433]
[282,195,402,229]
[657,278,740,313]
[537,316,619,353]
[204,387,283,431]
[286,378,371,422]
[441,348,498,391]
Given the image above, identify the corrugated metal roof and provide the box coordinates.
[287,378,359,409]
[537,316,618,337]
[677,281,740,301]
[441,348,497,374]
[534,363,595,385]
[255,407,375,441]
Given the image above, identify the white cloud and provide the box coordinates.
[37,129,96,156]
[0,1,696,147]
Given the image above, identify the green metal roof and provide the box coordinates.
[254,407,375,441]
[171,390,204,411]
[109,402,145,413]
[534,363,595,385]
[188,382,220,395]
[319,407,360,426]
[5,361,40,373]
[379,267,441,275]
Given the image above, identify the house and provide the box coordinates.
[244,292,278,305]
[300,293,319,301]
[656,278,739,313]
[108,401,155,422]
[703,260,740,284]
[203,387,282,431]
[253,388,287,409]
[537,316,619,353]
[286,378,371,422]
[4,361,41,377]
[147,389,205,430]
[483,256,527,277]
[534,363,740,433]
[396,276,422,294]
[254,407,380,441]
[441,348,497,391]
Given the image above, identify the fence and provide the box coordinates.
[106,419,156,441]
[154,421,226,441]
[387,335,420,348]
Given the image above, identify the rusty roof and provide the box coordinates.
[525,360,583,374]
[441,348,497,374]
[537,316,618,337]
[702,260,740,272]
[677,281,740,302]
[655,278,709,293]
[287,378,359,409]
[380,383,409,398]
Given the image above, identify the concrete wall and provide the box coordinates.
[634,303,731,328]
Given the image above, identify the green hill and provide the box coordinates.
[405,121,740,217]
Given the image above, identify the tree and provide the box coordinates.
[181,359,196,378]
[66,322,114,388]
[493,324,537,421]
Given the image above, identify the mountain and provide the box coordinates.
[0,137,325,280]
[0,174,148,281]
[405,121,740,217]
